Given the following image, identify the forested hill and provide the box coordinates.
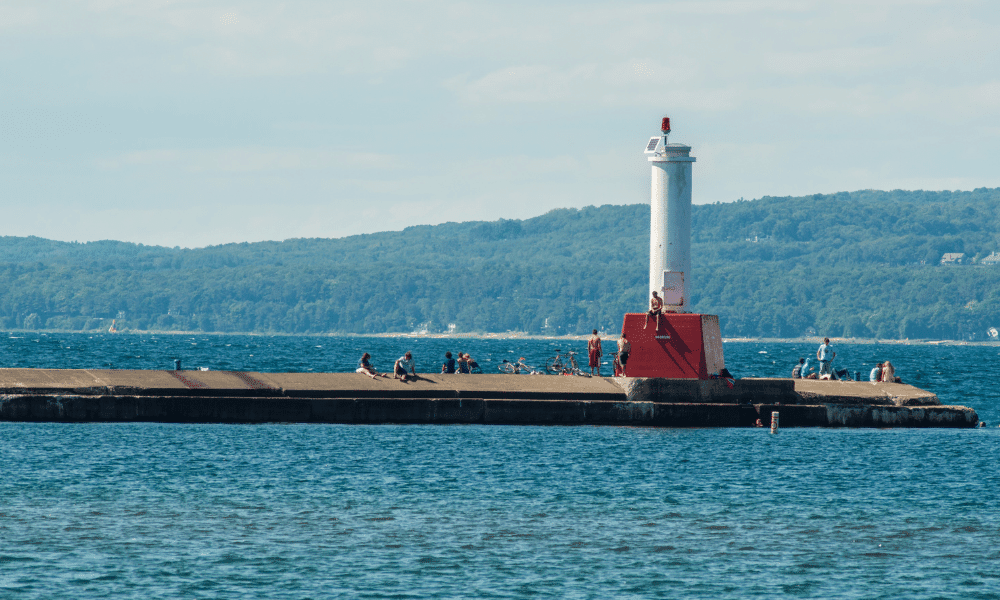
[3,187,1000,339]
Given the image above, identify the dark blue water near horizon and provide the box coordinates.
[2,333,1000,598]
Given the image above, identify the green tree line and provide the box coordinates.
[2,188,1000,339]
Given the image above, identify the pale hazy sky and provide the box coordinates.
[2,0,998,247]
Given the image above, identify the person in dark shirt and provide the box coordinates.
[457,353,470,374]
[357,352,385,379]
[441,351,456,374]
[792,358,805,378]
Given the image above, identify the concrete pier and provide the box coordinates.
[0,369,978,428]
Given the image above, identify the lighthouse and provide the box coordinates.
[617,117,725,380]
[646,116,694,306]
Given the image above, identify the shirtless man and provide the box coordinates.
[644,291,663,330]
[587,329,603,376]
[616,332,630,376]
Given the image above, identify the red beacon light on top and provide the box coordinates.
[661,117,671,134]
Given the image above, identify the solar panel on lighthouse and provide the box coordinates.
[645,137,660,153]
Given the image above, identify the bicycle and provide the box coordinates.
[545,350,590,377]
[498,357,544,375]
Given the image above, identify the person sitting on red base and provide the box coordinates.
[644,291,663,330]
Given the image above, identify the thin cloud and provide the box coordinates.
[95,147,397,173]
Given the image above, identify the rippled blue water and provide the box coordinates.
[2,333,999,598]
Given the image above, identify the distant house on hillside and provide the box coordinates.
[981,252,1000,266]
[940,253,965,265]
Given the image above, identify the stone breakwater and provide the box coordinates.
[0,369,979,428]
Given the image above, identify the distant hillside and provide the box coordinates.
[2,187,1000,339]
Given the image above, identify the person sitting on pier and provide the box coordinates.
[465,353,481,373]
[588,329,603,376]
[644,291,663,330]
[457,353,470,374]
[800,358,816,379]
[870,362,883,383]
[792,358,806,378]
[394,351,417,382]
[441,351,456,374]
[357,352,386,379]
[881,360,896,383]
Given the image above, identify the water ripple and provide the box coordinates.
[2,337,1000,598]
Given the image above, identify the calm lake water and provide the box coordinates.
[2,333,999,599]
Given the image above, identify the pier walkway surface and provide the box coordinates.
[0,369,978,428]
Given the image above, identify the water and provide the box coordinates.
[2,333,1000,598]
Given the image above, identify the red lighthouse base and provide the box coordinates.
[619,313,726,379]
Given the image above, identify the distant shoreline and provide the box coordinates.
[4,329,998,346]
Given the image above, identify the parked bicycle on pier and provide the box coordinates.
[545,350,590,377]
[498,357,544,375]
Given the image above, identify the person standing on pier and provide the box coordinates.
[644,291,663,330]
[588,329,603,376]
[617,332,630,375]
[817,338,836,378]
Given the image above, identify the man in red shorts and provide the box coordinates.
[587,329,603,376]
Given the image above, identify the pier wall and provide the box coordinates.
[0,369,978,428]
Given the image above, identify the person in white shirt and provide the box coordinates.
[394,351,416,382]
[816,338,836,378]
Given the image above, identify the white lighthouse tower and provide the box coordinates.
[617,116,725,380]
[645,117,694,309]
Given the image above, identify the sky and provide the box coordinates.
[2,0,998,248]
